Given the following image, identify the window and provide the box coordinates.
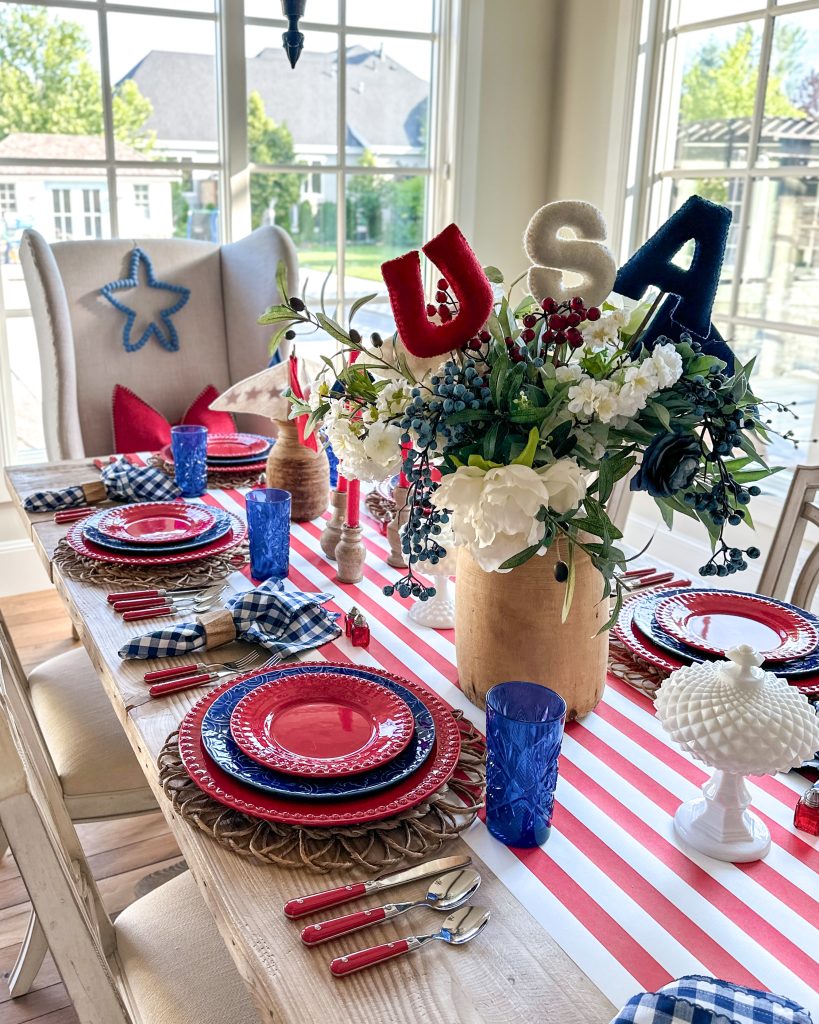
[624,0,819,582]
[133,184,151,219]
[51,188,72,240]
[82,188,103,239]
[638,0,819,478]
[0,182,15,213]
[0,0,450,466]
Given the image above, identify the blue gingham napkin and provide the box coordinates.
[611,976,813,1024]
[23,458,180,512]
[118,578,342,661]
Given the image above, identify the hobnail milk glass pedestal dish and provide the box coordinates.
[655,644,819,863]
[409,530,457,630]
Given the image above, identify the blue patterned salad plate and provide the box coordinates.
[633,587,819,677]
[201,664,436,799]
[82,506,232,555]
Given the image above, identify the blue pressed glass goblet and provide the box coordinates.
[485,681,567,848]
[171,425,208,497]
[246,488,291,581]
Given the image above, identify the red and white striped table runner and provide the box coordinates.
[134,461,819,1014]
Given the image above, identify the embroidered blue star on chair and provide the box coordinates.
[100,247,190,353]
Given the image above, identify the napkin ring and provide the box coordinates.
[80,480,107,504]
[198,609,237,649]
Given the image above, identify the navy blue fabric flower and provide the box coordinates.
[631,433,701,498]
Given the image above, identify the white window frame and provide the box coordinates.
[623,0,819,574]
[0,0,455,472]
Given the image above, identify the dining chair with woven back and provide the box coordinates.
[757,464,819,608]
[0,613,159,998]
[20,225,298,459]
[0,688,260,1024]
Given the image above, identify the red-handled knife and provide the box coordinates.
[283,854,472,919]
[149,673,218,697]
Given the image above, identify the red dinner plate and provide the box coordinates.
[207,433,270,459]
[179,664,462,827]
[654,590,818,662]
[159,444,266,474]
[95,501,216,544]
[230,673,415,777]
[615,599,819,695]
[65,513,246,566]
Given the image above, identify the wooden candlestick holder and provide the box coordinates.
[335,525,365,584]
[386,484,409,568]
[320,489,347,560]
[265,419,329,522]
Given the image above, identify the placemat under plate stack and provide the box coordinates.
[613,587,819,703]
[154,431,272,488]
[54,499,248,589]
[158,661,485,873]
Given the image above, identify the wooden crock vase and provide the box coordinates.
[265,419,329,522]
[455,545,609,720]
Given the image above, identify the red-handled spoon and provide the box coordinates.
[301,868,480,946]
[329,906,490,978]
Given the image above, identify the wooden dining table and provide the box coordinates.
[4,458,618,1024]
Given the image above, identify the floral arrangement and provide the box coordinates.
[263,228,791,623]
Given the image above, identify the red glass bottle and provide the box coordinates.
[344,606,359,639]
[350,611,370,649]
[793,783,819,836]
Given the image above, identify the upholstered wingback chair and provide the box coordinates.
[20,226,298,459]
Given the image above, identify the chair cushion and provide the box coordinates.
[115,871,260,1024]
[27,647,155,818]
[112,383,235,453]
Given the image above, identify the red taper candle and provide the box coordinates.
[346,479,360,528]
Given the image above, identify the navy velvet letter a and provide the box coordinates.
[614,195,735,370]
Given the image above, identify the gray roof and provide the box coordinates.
[121,44,428,152]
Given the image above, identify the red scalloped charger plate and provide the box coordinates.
[230,672,415,777]
[160,444,266,475]
[178,664,462,827]
[614,598,819,696]
[207,433,270,459]
[94,501,216,544]
[65,512,246,566]
[654,590,818,662]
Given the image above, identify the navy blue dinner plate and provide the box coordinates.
[201,664,435,799]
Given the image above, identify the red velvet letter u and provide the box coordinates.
[381,224,494,359]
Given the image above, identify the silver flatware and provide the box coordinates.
[301,868,481,946]
[329,905,490,977]
[283,854,473,919]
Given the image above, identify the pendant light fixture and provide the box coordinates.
[281,0,306,68]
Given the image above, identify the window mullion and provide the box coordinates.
[337,0,347,315]
[726,10,774,324]
[217,0,249,242]
[97,3,119,237]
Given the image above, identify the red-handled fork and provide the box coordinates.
[106,586,215,605]
[143,650,268,683]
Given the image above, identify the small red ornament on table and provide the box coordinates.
[350,611,370,649]
[794,783,819,836]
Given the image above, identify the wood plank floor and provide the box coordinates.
[0,589,181,1024]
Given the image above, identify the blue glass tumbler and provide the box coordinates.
[246,488,291,581]
[170,425,208,497]
[485,681,567,848]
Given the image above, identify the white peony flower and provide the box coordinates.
[537,459,588,514]
[431,464,550,574]
[623,359,659,394]
[650,343,684,389]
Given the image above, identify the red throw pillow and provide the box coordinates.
[112,384,235,453]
